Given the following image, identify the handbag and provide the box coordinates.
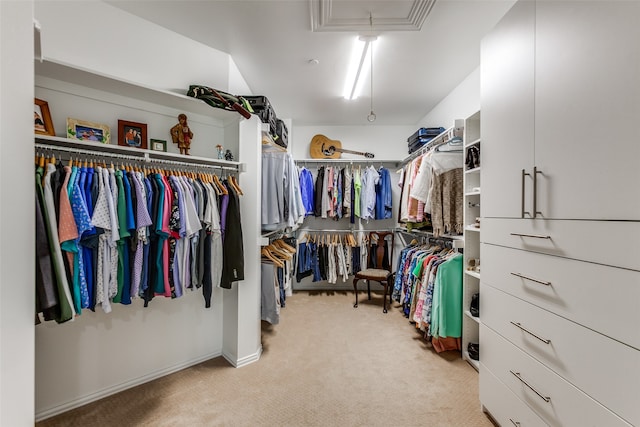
[470,293,479,317]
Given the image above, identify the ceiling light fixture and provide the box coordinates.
[343,35,376,100]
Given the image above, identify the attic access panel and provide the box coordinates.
[310,0,437,32]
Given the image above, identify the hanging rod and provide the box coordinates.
[35,142,145,162]
[35,135,244,171]
[299,228,396,233]
[35,143,240,172]
[295,158,399,165]
[395,226,464,249]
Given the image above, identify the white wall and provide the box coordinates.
[36,1,232,93]
[0,1,35,426]
[292,125,416,161]
[419,67,480,127]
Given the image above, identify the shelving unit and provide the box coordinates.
[33,57,265,420]
[462,110,481,371]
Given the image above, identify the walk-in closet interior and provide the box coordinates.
[2,0,639,425]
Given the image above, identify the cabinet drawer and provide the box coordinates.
[481,243,640,349]
[481,287,640,427]
[481,324,632,427]
[481,218,640,271]
[480,363,548,427]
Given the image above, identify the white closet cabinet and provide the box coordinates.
[534,1,640,221]
[480,1,640,426]
[482,0,640,221]
[480,0,534,219]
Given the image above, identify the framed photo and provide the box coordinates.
[67,118,110,144]
[35,98,55,136]
[118,120,147,149]
[150,138,167,152]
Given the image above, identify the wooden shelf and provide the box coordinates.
[465,226,481,233]
[463,351,480,371]
[35,59,241,125]
[465,310,481,324]
[465,270,481,280]
[465,166,481,174]
[465,138,481,148]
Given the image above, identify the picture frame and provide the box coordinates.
[118,119,148,149]
[67,118,110,144]
[150,138,167,152]
[34,98,55,136]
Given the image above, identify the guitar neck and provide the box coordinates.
[336,148,372,157]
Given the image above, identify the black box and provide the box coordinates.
[242,95,276,124]
[407,127,445,144]
[408,136,435,154]
[274,119,288,148]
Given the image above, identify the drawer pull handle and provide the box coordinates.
[510,232,551,239]
[521,169,531,218]
[509,419,521,427]
[510,321,551,344]
[510,272,552,286]
[510,370,551,403]
[533,166,543,218]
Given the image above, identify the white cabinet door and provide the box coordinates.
[481,0,535,219]
[534,1,640,220]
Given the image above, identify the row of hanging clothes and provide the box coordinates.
[261,132,306,231]
[297,163,393,222]
[35,148,245,325]
[260,237,297,325]
[398,131,464,237]
[392,235,463,353]
[295,230,391,285]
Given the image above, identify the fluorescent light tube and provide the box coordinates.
[343,35,376,100]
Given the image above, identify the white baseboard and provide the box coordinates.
[222,346,262,368]
[35,351,222,422]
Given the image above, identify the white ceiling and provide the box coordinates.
[107,0,514,127]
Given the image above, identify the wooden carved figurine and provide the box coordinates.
[170,113,193,155]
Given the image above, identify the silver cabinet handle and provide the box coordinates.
[511,321,551,344]
[533,166,543,218]
[510,232,551,239]
[510,370,551,403]
[509,419,521,427]
[510,272,552,286]
[521,169,531,218]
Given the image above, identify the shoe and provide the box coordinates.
[468,342,479,360]
[470,293,479,317]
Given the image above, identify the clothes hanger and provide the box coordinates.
[261,247,284,267]
[268,244,292,261]
[212,173,227,195]
[274,239,296,253]
[229,175,243,195]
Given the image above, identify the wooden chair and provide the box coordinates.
[353,231,395,313]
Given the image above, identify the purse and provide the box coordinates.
[470,293,479,317]
[466,146,480,170]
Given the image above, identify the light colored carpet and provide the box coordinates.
[37,290,495,427]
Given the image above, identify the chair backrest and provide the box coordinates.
[369,231,394,272]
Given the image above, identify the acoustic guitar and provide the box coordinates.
[309,134,375,159]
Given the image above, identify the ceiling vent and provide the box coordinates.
[310,0,437,32]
